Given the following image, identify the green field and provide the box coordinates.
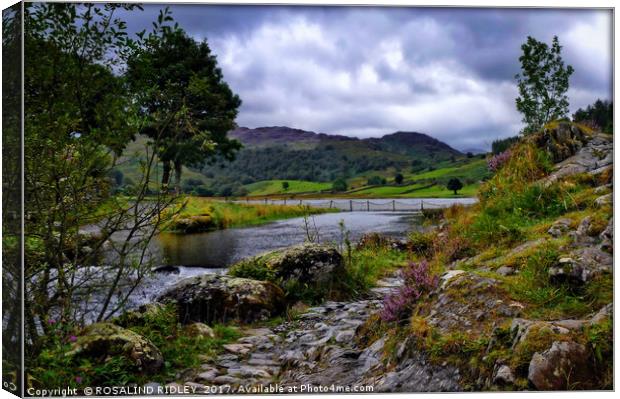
[244,180,332,196]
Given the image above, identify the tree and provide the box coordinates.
[332,178,348,192]
[22,2,177,357]
[127,23,242,192]
[515,36,574,134]
[573,99,613,133]
[394,173,404,185]
[447,178,463,195]
[282,181,290,191]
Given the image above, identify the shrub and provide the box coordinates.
[487,150,512,172]
[381,261,438,322]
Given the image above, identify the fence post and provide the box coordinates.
[283,199,286,206]
[421,200,424,210]
[329,200,333,209]
[367,200,370,211]
[299,199,303,206]
[349,200,353,212]
[265,198,268,204]
[392,200,395,212]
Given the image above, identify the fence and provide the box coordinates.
[239,198,472,212]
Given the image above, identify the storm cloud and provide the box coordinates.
[125,5,612,150]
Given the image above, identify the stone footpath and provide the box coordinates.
[163,276,460,393]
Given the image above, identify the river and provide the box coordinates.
[102,197,476,313]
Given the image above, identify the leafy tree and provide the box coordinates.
[332,178,348,192]
[466,152,474,158]
[22,2,177,357]
[282,181,290,191]
[127,21,242,192]
[573,99,613,133]
[515,36,574,134]
[447,178,463,195]
[394,173,404,185]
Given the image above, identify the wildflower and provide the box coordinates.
[69,335,77,342]
[488,150,512,172]
[47,319,56,325]
[380,261,438,322]
[75,376,82,384]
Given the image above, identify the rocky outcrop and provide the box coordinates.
[527,341,591,390]
[542,130,612,186]
[229,244,344,295]
[534,122,590,164]
[430,271,523,334]
[158,274,285,324]
[67,322,163,373]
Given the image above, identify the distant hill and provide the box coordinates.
[114,126,485,197]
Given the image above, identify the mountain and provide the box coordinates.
[114,126,478,197]
[192,126,465,195]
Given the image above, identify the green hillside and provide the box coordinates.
[113,128,490,198]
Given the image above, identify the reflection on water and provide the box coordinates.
[154,211,423,268]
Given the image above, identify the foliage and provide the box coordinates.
[332,178,348,192]
[491,136,520,155]
[126,15,241,191]
[487,149,512,172]
[367,175,387,185]
[380,261,438,322]
[281,181,290,190]
[164,197,333,232]
[23,2,177,363]
[573,99,613,134]
[446,178,463,194]
[515,36,574,134]
[30,305,240,388]
[394,173,404,185]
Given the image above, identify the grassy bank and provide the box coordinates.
[356,124,613,389]
[163,196,335,233]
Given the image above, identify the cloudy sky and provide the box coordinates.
[124,4,612,150]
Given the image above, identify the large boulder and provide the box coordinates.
[229,243,344,289]
[534,122,589,164]
[528,341,591,390]
[158,274,285,324]
[67,322,163,373]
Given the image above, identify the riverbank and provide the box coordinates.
[162,197,336,233]
[29,123,613,392]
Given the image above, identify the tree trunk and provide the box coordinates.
[453,189,458,195]
[174,160,182,194]
[162,160,171,189]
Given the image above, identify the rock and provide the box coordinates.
[212,375,242,385]
[115,303,168,328]
[335,329,355,343]
[185,322,215,339]
[590,303,612,325]
[542,131,612,186]
[430,272,522,334]
[229,243,344,288]
[548,218,572,238]
[143,382,162,395]
[223,343,253,355]
[67,322,163,373]
[549,247,612,285]
[496,266,515,276]
[196,369,218,382]
[535,122,589,163]
[158,274,285,324]
[440,270,466,288]
[599,218,613,253]
[493,365,515,385]
[528,341,591,390]
[594,193,612,207]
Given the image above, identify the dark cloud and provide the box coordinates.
[122,5,612,150]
